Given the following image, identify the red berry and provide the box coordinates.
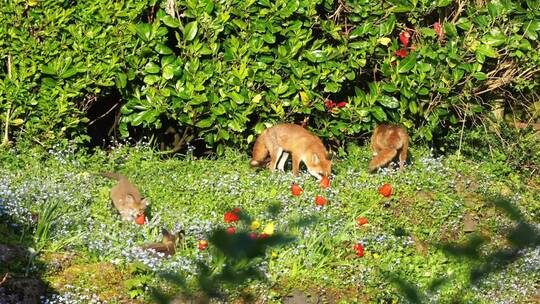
[378,183,393,197]
[291,183,304,196]
[395,49,408,58]
[356,217,368,226]
[399,31,411,47]
[319,176,330,189]
[135,214,145,225]
[315,195,327,206]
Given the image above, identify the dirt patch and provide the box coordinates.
[0,244,28,266]
[42,252,77,274]
[0,275,47,304]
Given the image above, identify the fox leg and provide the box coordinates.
[277,152,289,171]
[291,153,301,176]
[398,141,408,171]
[268,147,283,172]
[368,149,398,172]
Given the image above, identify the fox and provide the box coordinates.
[368,124,409,172]
[142,228,184,257]
[97,172,149,222]
[250,123,332,180]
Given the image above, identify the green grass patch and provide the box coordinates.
[0,144,538,303]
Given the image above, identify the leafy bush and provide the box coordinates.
[443,119,540,175]
[1,0,539,152]
[0,0,152,147]
[122,0,540,153]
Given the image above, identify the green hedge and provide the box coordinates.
[1,0,539,152]
[0,0,152,146]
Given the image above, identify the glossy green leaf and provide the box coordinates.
[398,55,416,73]
[476,44,499,58]
[183,21,198,41]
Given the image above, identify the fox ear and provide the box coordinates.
[161,228,172,237]
[312,153,320,165]
[141,198,150,206]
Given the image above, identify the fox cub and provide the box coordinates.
[250,124,332,180]
[368,124,409,172]
[142,228,183,257]
[98,172,149,222]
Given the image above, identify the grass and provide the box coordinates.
[0,142,539,303]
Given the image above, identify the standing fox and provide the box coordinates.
[250,124,332,180]
[368,124,409,172]
[98,172,149,222]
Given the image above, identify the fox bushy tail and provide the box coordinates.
[368,149,398,172]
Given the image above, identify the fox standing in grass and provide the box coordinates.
[98,172,149,222]
[250,124,332,180]
[368,124,409,172]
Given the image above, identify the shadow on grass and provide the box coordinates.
[0,210,52,303]
[150,206,315,303]
[385,198,540,303]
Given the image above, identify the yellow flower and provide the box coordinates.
[250,220,261,230]
[262,223,275,235]
[271,251,279,259]
[373,253,381,259]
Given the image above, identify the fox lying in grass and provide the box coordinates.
[142,228,183,257]
[368,124,409,172]
[250,123,331,180]
[98,172,149,222]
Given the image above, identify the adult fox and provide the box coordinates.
[368,124,409,172]
[250,124,332,180]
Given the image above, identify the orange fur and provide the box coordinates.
[98,172,149,222]
[250,124,331,180]
[368,124,409,172]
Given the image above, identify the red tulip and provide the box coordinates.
[353,244,364,257]
[198,240,208,250]
[226,226,236,234]
[224,211,240,223]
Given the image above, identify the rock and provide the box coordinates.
[463,213,477,233]
[283,290,321,304]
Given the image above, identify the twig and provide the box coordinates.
[0,273,9,286]
[88,103,119,126]
[450,0,466,23]
[457,113,466,158]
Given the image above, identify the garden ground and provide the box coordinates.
[0,143,539,303]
